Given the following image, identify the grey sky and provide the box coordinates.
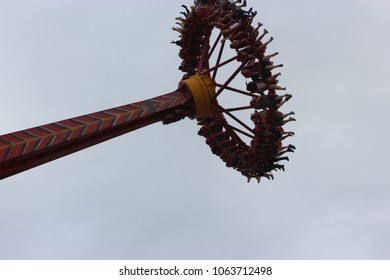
[0,0,389,259]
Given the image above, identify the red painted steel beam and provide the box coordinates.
[0,88,194,180]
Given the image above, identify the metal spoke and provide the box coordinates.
[212,114,245,145]
[226,124,254,139]
[201,55,237,75]
[219,106,254,134]
[215,61,249,97]
[225,106,253,112]
[208,31,223,60]
[215,83,257,97]
[212,40,226,80]
[214,114,255,139]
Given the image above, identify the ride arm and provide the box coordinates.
[0,89,194,180]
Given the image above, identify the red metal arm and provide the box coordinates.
[0,88,194,180]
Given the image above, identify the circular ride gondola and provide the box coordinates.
[0,0,295,183]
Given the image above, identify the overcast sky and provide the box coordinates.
[0,0,389,260]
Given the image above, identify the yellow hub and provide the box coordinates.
[182,75,217,118]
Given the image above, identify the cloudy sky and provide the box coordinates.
[0,0,389,260]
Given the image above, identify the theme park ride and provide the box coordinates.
[0,0,295,182]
